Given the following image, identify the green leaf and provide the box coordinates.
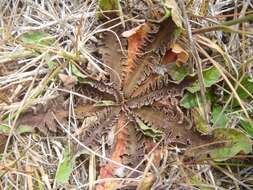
[180,90,214,109]
[94,100,116,107]
[20,32,53,45]
[168,64,189,82]
[55,147,74,184]
[187,66,221,93]
[240,119,253,138]
[45,53,57,70]
[98,0,119,12]
[180,92,198,109]
[136,117,163,139]
[236,76,253,100]
[47,60,57,70]
[190,176,213,190]
[0,124,34,135]
[229,75,253,107]
[0,124,10,134]
[70,64,86,80]
[211,104,228,128]
[55,146,89,184]
[192,108,209,135]
[209,128,252,161]
[16,125,34,134]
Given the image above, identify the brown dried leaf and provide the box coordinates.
[122,122,148,171]
[123,19,177,97]
[58,73,77,89]
[72,15,215,183]
[16,98,67,134]
[80,106,121,148]
[99,30,126,90]
[74,104,105,119]
[134,106,210,146]
[123,23,151,76]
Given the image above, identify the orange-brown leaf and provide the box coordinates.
[163,43,189,64]
[96,113,128,190]
[123,24,151,77]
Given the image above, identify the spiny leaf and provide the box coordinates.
[210,128,252,161]
[123,23,150,77]
[81,79,121,102]
[122,123,144,168]
[74,104,105,118]
[135,117,163,139]
[123,19,176,97]
[97,113,128,190]
[133,106,209,146]
[81,107,120,148]
[123,24,151,96]
[186,66,221,93]
[99,29,125,89]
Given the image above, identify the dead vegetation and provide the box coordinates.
[0,0,253,189]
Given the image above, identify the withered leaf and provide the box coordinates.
[58,73,77,89]
[82,15,219,186]
[81,16,217,190]
[96,113,128,190]
[98,24,126,90]
[12,14,218,189]
[16,98,67,134]
[163,43,189,64]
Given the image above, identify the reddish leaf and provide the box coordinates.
[163,43,189,64]
[96,113,128,190]
[123,24,151,79]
